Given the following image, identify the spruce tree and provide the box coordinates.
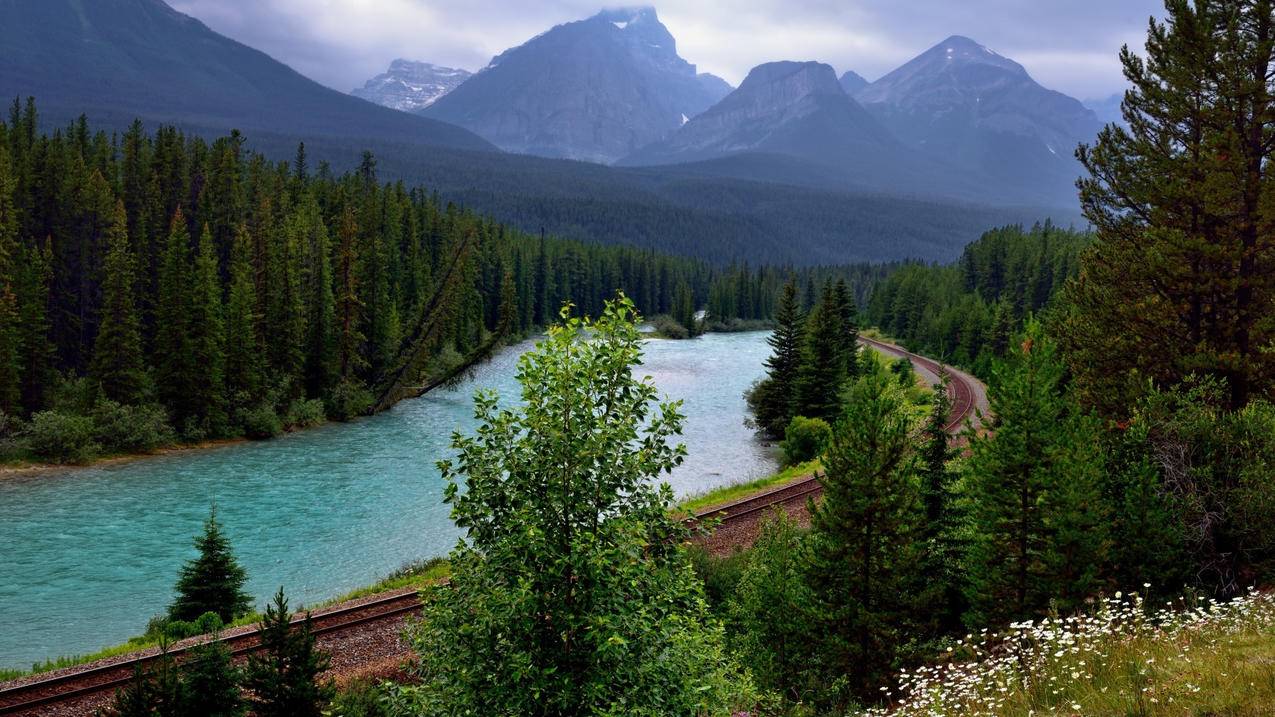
[244,588,333,717]
[749,279,804,437]
[16,241,54,414]
[180,637,245,717]
[334,206,366,381]
[303,208,336,398]
[224,224,262,408]
[170,508,252,624]
[804,372,921,706]
[0,284,20,415]
[187,225,227,436]
[915,376,964,633]
[90,200,148,405]
[831,278,860,377]
[795,282,848,423]
[154,209,194,425]
[1065,0,1275,411]
[962,323,1110,626]
[672,280,696,335]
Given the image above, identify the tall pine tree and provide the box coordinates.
[170,507,252,624]
[748,278,804,437]
[90,201,147,405]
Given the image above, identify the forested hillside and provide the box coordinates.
[864,222,1089,375]
[0,103,864,463]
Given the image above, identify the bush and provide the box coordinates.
[779,415,831,466]
[90,399,175,453]
[284,398,327,431]
[327,380,373,422]
[332,678,391,717]
[239,403,283,440]
[648,314,689,340]
[47,374,98,415]
[159,611,225,640]
[0,410,28,461]
[26,411,100,463]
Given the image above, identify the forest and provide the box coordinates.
[0,102,884,465]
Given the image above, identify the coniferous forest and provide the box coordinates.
[0,102,885,463]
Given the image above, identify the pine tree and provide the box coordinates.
[15,241,53,414]
[224,224,262,407]
[170,508,252,624]
[804,372,921,706]
[187,225,227,436]
[303,207,336,398]
[749,279,804,437]
[533,228,549,326]
[962,324,1110,626]
[915,376,964,633]
[90,200,147,405]
[672,280,696,335]
[831,278,860,377]
[795,282,848,423]
[180,637,245,717]
[154,209,194,425]
[0,284,20,415]
[1065,0,1275,411]
[334,206,366,381]
[244,588,333,717]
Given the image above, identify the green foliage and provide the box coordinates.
[180,637,245,717]
[26,410,99,463]
[169,509,252,624]
[961,323,1110,626]
[805,372,922,707]
[238,403,283,440]
[747,279,805,438]
[865,223,1087,377]
[89,399,175,454]
[244,588,334,717]
[779,415,831,466]
[795,281,856,423]
[1066,1,1275,412]
[326,379,373,422]
[331,679,391,717]
[282,398,327,431]
[89,200,148,405]
[727,512,820,707]
[648,313,689,339]
[393,296,753,716]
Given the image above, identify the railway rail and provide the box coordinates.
[0,337,983,716]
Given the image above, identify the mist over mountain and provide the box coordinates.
[352,60,472,112]
[421,7,732,163]
[0,0,494,152]
[854,35,1103,205]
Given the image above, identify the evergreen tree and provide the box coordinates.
[154,209,194,424]
[915,376,963,633]
[90,201,147,405]
[795,282,848,423]
[1066,0,1275,411]
[180,637,245,717]
[244,588,334,717]
[187,225,227,436]
[962,324,1110,626]
[804,372,921,706]
[224,224,262,407]
[303,207,336,398]
[334,206,366,381]
[0,283,20,415]
[15,241,53,414]
[831,278,860,377]
[747,279,804,437]
[672,279,696,335]
[170,508,252,624]
[102,651,186,717]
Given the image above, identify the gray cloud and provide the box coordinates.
[169,0,1163,100]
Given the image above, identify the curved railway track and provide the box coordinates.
[0,338,983,716]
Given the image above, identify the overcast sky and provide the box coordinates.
[169,0,1164,100]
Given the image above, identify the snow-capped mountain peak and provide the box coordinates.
[352,59,472,112]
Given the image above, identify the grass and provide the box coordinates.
[862,588,1275,716]
[676,460,821,515]
[0,558,452,683]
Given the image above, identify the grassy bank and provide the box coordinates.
[0,558,450,682]
[862,588,1275,716]
[677,460,820,515]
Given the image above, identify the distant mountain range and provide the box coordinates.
[351,60,472,112]
[1,0,1087,266]
[0,0,493,152]
[419,7,732,163]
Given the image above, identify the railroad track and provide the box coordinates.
[0,590,422,715]
[1,337,982,716]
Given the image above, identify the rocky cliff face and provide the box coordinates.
[838,70,868,94]
[352,60,472,112]
[421,7,731,163]
[855,35,1103,204]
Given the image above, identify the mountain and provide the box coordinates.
[0,0,493,152]
[352,59,472,112]
[421,7,731,163]
[1084,92,1127,128]
[855,35,1103,206]
[620,61,1004,201]
[839,70,869,94]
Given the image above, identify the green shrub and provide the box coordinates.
[47,374,98,415]
[239,403,283,440]
[780,415,831,466]
[687,545,748,614]
[158,611,225,640]
[26,411,100,463]
[90,399,175,453]
[332,678,391,717]
[648,314,689,339]
[284,398,327,431]
[0,410,28,461]
[327,380,372,422]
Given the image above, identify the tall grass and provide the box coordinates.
[860,588,1275,716]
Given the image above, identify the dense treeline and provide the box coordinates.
[864,222,1088,376]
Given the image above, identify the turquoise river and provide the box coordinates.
[0,331,775,669]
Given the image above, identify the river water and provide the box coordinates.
[0,331,775,669]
